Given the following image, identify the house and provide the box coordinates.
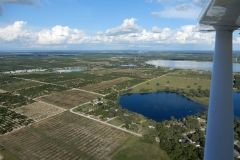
[165,124,171,128]
[196,144,201,148]
[148,125,155,129]
[197,117,206,123]
[179,138,188,143]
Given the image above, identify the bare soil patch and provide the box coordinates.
[0,111,131,160]
[36,90,101,109]
[14,102,65,122]
[0,90,7,94]
[81,77,132,91]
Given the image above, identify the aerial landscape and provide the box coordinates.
[0,51,240,160]
[1,0,240,160]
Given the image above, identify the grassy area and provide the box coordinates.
[81,77,132,91]
[108,118,124,126]
[73,103,96,112]
[132,73,211,105]
[133,75,210,93]
[110,136,170,160]
[0,149,18,160]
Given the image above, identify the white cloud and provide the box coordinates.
[105,18,143,36]
[233,37,240,44]
[37,25,90,44]
[152,26,162,33]
[0,21,216,49]
[96,31,103,35]
[171,25,214,44]
[0,21,31,41]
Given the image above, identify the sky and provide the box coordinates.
[0,0,240,51]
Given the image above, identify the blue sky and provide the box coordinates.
[0,0,239,50]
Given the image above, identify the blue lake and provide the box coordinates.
[119,92,240,122]
[147,60,240,72]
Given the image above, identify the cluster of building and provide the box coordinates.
[3,69,47,74]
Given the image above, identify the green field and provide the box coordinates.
[111,136,170,160]
[132,71,211,105]
[108,118,124,126]
[0,148,18,160]
[0,52,223,160]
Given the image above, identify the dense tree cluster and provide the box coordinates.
[17,84,68,98]
[164,87,210,98]
[0,93,34,108]
[0,106,34,134]
[234,75,240,90]
[140,115,206,160]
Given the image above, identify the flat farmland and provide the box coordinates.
[81,77,132,91]
[36,90,101,109]
[0,111,131,160]
[113,69,145,74]
[0,78,42,91]
[132,74,211,105]
[14,102,66,122]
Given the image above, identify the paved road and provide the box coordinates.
[70,105,142,137]
[72,88,105,96]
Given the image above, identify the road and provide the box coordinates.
[14,77,106,96]
[72,88,105,96]
[131,73,169,89]
[70,105,142,137]
[14,77,63,86]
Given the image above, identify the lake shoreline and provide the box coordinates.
[119,91,207,122]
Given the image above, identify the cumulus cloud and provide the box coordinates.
[0,21,31,41]
[105,18,143,36]
[0,21,90,46]
[233,37,240,44]
[0,21,216,49]
[152,26,162,33]
[37,25,90,44]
